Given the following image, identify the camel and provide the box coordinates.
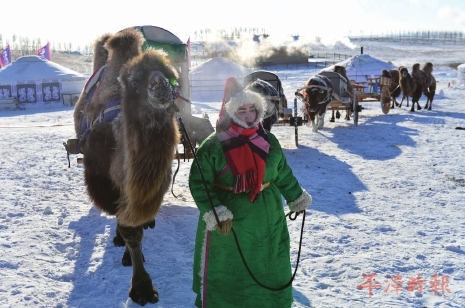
[409,62,435,112]
[421,62,436,110]
[381,69,401,109]
[398,66,417,110]
[73,29,180,305]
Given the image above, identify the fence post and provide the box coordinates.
[294,97,298,147]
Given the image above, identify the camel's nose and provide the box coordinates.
[150,76,169,91]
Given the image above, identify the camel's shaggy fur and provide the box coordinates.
[73,28,181,305]
[381,69,402,109]
[73,33,112,137]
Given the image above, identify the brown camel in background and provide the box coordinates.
[421,62,436,110]
[398,66,417,109]
[73,29,180,305]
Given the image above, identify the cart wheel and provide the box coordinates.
[380,86,391,114]
[353,90,359,126]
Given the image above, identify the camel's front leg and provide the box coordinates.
[118,224,159,305]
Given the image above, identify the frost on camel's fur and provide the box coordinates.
[72,28,180,305]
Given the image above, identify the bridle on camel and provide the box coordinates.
[172,95,306,292]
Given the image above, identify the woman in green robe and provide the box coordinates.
[189,84,312,308]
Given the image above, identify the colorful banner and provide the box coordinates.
[0,44,11,67]
[36,43,52,61]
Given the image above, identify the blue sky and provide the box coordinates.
[0,0,464,48]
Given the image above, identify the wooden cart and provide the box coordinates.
[352,76,392,115]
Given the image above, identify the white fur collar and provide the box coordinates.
[225,90,266,128]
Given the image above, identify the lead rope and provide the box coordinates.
[173,100,306,291]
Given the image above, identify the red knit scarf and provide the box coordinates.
[217,123,270,202]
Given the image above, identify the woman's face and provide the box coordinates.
[234,103,257,127]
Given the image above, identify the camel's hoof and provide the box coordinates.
[122,250,132,266]
[129,276,159,305]
[113,235,126,247]
[143,219,155,230]
[122,251,145,266]
[330,118,335,122]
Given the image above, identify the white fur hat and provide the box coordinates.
[225,90,266,128]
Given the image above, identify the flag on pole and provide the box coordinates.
[36,42,52,61]
[186,37,191,69]
[0,44,11,68]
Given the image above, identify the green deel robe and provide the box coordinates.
[189,130,304,308]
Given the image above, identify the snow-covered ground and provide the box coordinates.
[1,40,464,308]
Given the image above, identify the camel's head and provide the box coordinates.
[301,74,332,113]
[381,69,391,78]
[119,49,179,112]
[412,63,421,72]
[422,62,433,73]
[399,66,409,79]
[146,70,178,109]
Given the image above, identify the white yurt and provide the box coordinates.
[458,63,465,84]
[190,57,252,102]
[320,54,396,83]
[0,55,87,108]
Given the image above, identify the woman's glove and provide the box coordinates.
[287,189,312,212]
[216,218,232,236]
[203,205,234,234]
